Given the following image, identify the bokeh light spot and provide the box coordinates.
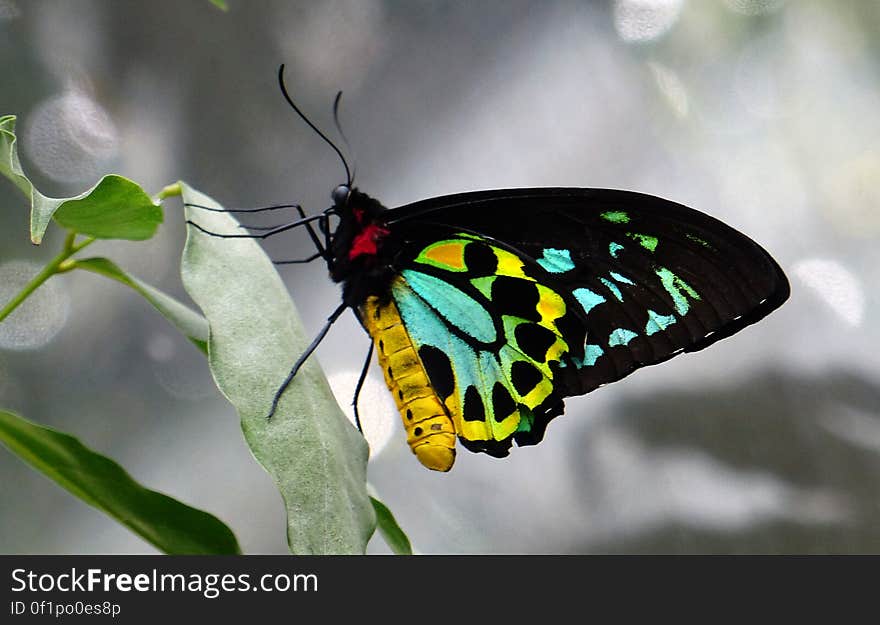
[24,91,119,183]
[327,369,396,457]
[614,0,683,43]
[146,332,216,400]
[724,0,785,16]
[0,261,71,350]
[146,332,176,363]
[793,258,865,327]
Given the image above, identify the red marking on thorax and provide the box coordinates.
[349,222,389,260]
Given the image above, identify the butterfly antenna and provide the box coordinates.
[278,64,352,187]
[332,91,357,185]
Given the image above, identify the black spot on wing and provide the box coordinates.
[512,397,565,447]
[418,344,455,400]
[554,309,587,361]
[463,242,498,276]
[491,382,516,423]
[511,360,543,396]
[460,437,512,458]
[514,323,557,363]
[491,276,541,321]
[463,386,485,422]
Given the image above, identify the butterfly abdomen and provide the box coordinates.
[362,295,457,472]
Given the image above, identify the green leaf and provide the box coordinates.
[209,0,229,10]
[73,257,209,354]
[0,409,241,554]
[371,496,413,555]
[52,175,163,241]
[0,115,162,244]
[179,182,375,554]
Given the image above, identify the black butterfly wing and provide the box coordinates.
[386,188,790,398]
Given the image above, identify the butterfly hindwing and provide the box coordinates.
[389,234,586,456]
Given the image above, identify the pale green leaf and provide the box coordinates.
[179,182,375,554]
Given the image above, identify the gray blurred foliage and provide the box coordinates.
[1,0,878,553]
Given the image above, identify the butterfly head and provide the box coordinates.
[331,184,351,208]
[325,187,394,297]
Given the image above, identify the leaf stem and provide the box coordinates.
[0,231,95,322]
[156,182,182,201]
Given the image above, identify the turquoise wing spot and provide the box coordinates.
[626,232,658,252]
[583,344,604,366]
[402,269,496,343]
[565,343,604,368]
[600,277,623,302]
[394,279,466,355]
[573,287,606,315]
[645,310,677,335]
[394,279,508,436]
[609,328,638,347]
[609,271,635,285]
[536,248,576,274]
[394,278,481,402]
[609,242,624,258]
[600,210,630,224]
[655,267,701,315]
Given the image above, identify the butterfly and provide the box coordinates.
[189,66,790,472]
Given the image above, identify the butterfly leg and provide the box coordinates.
[351,341,374,434]
[234,223,283,231]
[238,208,327,264]
[314,214,333,255]
[295,205,327,258]
[186,213,325,240]
[273,251,324,265]
[184,202,303,214]
[267,302,348,419]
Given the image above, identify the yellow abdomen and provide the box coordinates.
[361,295,457,471]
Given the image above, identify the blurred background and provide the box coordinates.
[1,0,878,554]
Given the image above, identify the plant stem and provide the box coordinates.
[0,231,95,322]
[156,182,181,201]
